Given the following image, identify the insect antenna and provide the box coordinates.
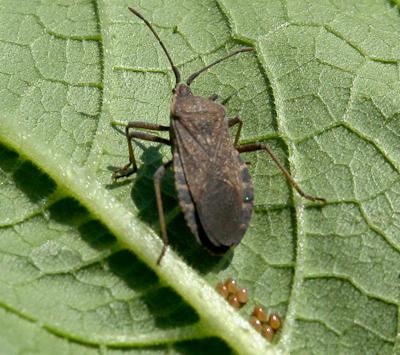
[128,7,181,86]
[186,47,253,86]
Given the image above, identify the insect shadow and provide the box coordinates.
[106,249,199,330]
[0,143,56,203]
[128,144,233,273]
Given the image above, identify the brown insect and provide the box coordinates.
[113,7,325,264]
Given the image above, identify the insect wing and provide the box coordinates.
[172,113,253,247]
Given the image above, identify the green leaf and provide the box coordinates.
[0,0,399,354]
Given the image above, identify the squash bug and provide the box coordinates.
[112,7,326,265]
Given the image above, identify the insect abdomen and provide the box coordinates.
[173,149,202,243]
[196,154,253,247]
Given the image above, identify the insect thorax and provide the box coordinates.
[172,94,226,117]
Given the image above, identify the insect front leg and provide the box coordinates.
[228,116,243,146]
[153,161,173,265]
[112,121,170,180]
[237,143,326,203]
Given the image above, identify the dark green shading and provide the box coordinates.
[174,337,233,354]
[48,197,90,225]
[108,249,158,291]
[0,143,20,172]
[0,142,56,203]
[108,250,199,328]
[79,219,117,250]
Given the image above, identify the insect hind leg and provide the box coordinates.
[237,143,326,203]
[228,116,243,146]
[153,161,173,265]
[112,121,170,180]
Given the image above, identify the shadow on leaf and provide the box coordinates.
[0,143,56,203]
[128,145,233,274]
[107,249,199,329]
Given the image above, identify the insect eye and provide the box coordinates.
[244,195,252,202]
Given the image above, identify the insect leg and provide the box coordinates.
[113,128,170,180]
[153,160,173,265]
[228,116,243,146]
[237,143,326,203]
[121,121,170,131]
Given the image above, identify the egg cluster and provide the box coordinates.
[216,277,282,342]
[216,277,248,309]
[250,305,281,342]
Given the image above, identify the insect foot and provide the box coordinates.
[112,163,137,181]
